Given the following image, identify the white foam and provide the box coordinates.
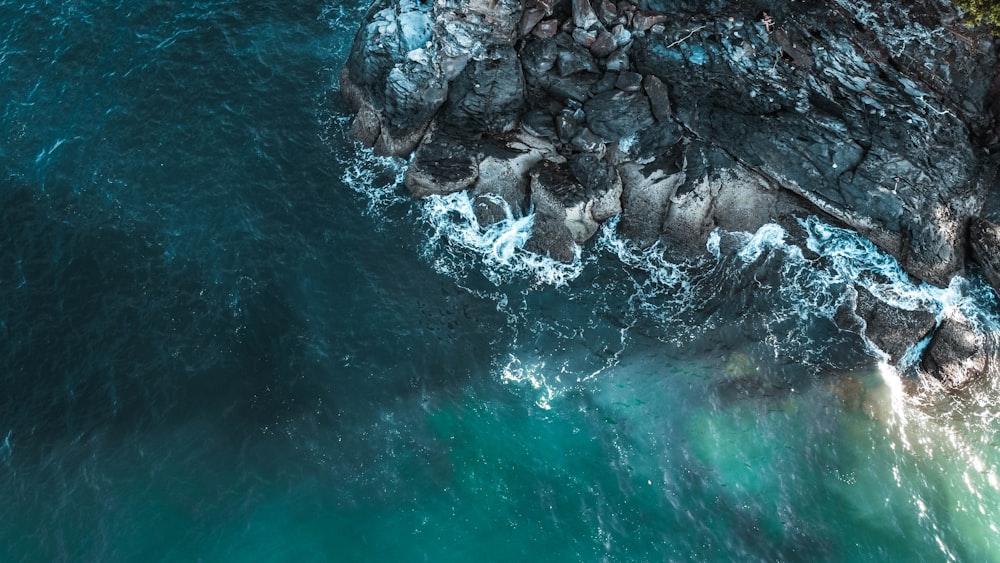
[499,354,558,410]
[338,140,408,214]
[801,216,1000,331]
[419,191,584,287]
[736,223,793,263]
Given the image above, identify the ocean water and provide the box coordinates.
[2,1,1000,561]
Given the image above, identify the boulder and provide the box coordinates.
[617,161,685,243]
[440,46,525,134]
[922,312,993,390]
[471,133,556,225]
[849,287,937,364]
[583,89,655,142]
[527,159,621,260]
[573,0,601,31]
[658,143,815,254]
[404,125,480,198]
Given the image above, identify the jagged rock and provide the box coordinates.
[440,46,525,134]
[659,143,816,254]
[572,27,598,48]
[591,70,619,94]
[583,89,655,142]
[617,160,685,243]
[520,7,547,37]
[605,45,631,71]
[527,159,621,260]
[538,72,598,102]
[471,133,556,225]
[573,0,601,31]
[521,109,559,141]
[630,10,668,32]
[630,3,998,286]
[570,127,606,154]
[590,30,618,57]
[404,125,480,198]
[532,18,560,39]
[642,74,672,122]
[555,107,585,142]
[615,71,643,92]
[520,36,558,76]
[596,0,619,26]
[970,217,1000,294]
[847,287,937,364]
[556,34,600,76]
[568,153,622,220]
[922,312,993,390]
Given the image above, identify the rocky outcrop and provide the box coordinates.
[846,287,938,364]
[340,0,1000,389]
[922,311,994,390]
[970,217,1000,294]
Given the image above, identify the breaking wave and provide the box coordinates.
[338,139,998,405]
[418,191,585,287]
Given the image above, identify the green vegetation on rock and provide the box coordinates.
[955,0,1000,27]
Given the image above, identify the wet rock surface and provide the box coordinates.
[847,287,937,364]
[341,0,1000,389]
[970,217,1000,295]
[923,312,994,390]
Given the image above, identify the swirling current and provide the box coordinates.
[2,1,1000,561]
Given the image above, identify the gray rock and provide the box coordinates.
[521,109,559,141]
[970,218,1000,294]
[596,0,619,27]
[520,37,558,77]
[617,160,685,243]
[658,143,816,255]
[527,159,622,260]
[519,7,547,37]
[642,74,672,122]
[570,127,606,154]
[568,153,623,220]
[556,35,600,76]
[922,312,993,390]
[615,71,643,92]
[532,18,560,39]
[440,46,525,134]
[573,0,601,31]
[583,90,655,142]
[589,30,618,58]
[404,125,480,198]
[471,133,555,225]
[849,287,937,364]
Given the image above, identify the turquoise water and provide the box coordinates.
[2,1,1000,561]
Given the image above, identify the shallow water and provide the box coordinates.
[2,1,1000,561]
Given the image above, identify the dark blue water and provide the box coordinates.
[3,1,1000,561]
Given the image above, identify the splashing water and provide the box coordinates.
[419,191,585,287]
